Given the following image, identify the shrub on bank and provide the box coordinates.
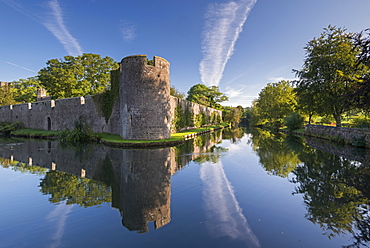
[285,113,304,131]
[0,121,24,135]
[60,117,95,143]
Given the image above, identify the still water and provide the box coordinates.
[0,128,369,248]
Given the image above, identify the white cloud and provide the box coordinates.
[225,87,243,98]
[199,0,257,86]
[224,85,258,107]
[267,77,297,82]
[224,96,256,107]
[120,21,137,42]
[225,143,243,154]
[43,0,83,56]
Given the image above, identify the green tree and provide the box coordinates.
[38,53,119,99]
[170,86,185,99]
[223,106,243,127]
[0,84,17,106]
[12,77,41,103]
[254,80,297,124]
[294,84,320,124]
[346,29,370,110]
[186,83,228,109]
[249,99,266,126]
[294,26,369,127]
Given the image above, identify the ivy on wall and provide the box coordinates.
[92,69,120,123]
[173,105,197,131]
[195,112,206,127]
[210,112,221,124]
[173,105,186,132]
[184,107,194,127]
[172,102,222,131]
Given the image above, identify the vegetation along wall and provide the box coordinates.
[0,55,222,139]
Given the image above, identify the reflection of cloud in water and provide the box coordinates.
[47,201,73,248]
[225,143,243,154]
[200,161,261,247]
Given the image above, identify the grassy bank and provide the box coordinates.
[10,123,230,147]
[11,129,60,139]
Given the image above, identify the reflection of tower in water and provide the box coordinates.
[0,131,223,233]
[119,148,173,233]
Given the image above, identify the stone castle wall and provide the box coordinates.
[169,96,223,131]
[120,55,171,140]
[0,55,222,139]
[0,96,119,134]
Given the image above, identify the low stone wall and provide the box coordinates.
[305,125,370,148]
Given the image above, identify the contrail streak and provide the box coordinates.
[199,0,257,86]
[6,61,37,73]
[43,0,83,56]
[1,0,83,56]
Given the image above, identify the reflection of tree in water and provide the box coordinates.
[251,128,370,247]
[193,146,228,164]
[39,170,112,208]
[0,158,48,175]
[1,155,113,208]
[0,131,227,233]
[222,127,246,144]
[173,131,226,168]
[292,148,367,238]
[250,128,302,178]
[290,141,370,247]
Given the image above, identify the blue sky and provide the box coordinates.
[1,0,369,107]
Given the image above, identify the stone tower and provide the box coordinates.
[120,55,171,140]
[36,88,49,101]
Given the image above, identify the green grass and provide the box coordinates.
[11,128,60,137]
[11,123,230,144]
[96,123,229,144]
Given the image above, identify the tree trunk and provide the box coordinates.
[334,114,342,127]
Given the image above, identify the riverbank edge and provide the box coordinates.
[280,124,370,148]
[10,124,230,148]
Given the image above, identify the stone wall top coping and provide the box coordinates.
[306,124,370,132]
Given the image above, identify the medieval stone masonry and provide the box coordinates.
[0,55,222,140]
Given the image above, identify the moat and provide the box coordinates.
[0,128,369,248]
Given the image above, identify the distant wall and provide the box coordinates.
[169,96,223,132]
[305,125,370,148]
